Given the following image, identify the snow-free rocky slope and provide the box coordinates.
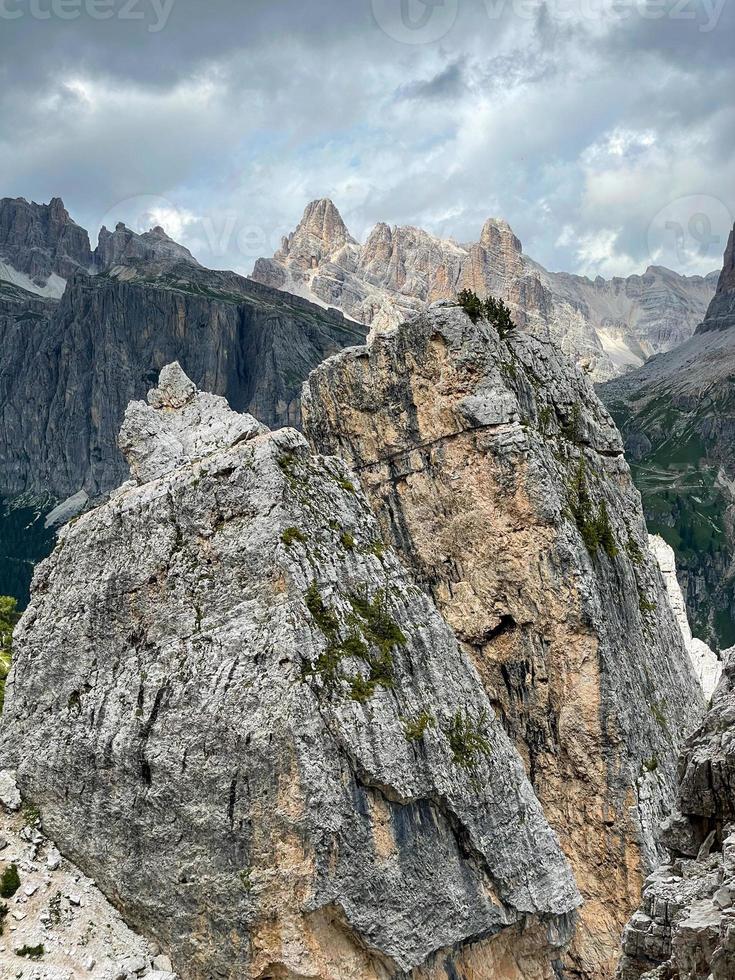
[617,649,735,979]
[302,302,706,978]
[600,224,735,650]
[0,364,582,980]
[252,198,717,381]
[0,773,179,980]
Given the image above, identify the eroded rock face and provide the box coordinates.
[0,773,179,980]
[697,226,735,333]
[302,303,705,978]
[648,534,722,700]
[0,196,92,295]
[252,199,717,381]
[617,652,735,979]
[0,365,581,979]
[95,222,200,274]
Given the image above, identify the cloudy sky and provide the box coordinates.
[0,0,732,278]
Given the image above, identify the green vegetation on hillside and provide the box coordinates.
[607,393,734,647]
[457,289,516,338]
[0,596,19,714]
[0,496,57,608]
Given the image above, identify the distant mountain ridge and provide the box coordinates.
[252,198,718,381]
[600,222,735,648]
[0,195,365,604]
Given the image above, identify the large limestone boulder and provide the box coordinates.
[0,366,580,979]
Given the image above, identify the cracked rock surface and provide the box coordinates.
[0,365,580,979]
[617,650,735,979]
[302,302,706,978]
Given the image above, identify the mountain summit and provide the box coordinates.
[252,199,717,381]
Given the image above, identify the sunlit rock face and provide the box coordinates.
[252,198,717,381]
[303,302,705,978]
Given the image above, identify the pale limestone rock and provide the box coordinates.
[302,303,706,979]
[0,366,580,979]
[118,361,266,485]
[0,773,175,980]
[649,534,722,700]
[252,199,716,381]
[617,651,735,979]
[0,768,21,810]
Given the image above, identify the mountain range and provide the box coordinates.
[600,225,735,648]
[0,196,365,603]
[252,198,718,382]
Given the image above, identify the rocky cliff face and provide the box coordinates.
[0,773,179,979]
[95,222,200,273]
[617,652,735,979]
[697,226,735,334]
[252,199,717,381]
[600,224,735,649]
[302,302,705,978]
[0,364,582,980]
[0,199,366,608]
[0,196,93,295]
[648,535,722,701]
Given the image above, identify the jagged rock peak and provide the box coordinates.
[253,201,716,381]
[697,223,735,333]
[95,221,199,272]
[0,194,93,282]
[303,301,705,977]
[479,215,523,252]
[279,197,357,260]
[118,362,266,485]
[1,362,582,979]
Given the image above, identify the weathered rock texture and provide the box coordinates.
[600,224,735,649]
[0,196,93,292]
[617,651,735,979]
[252,199,717,381]
[95,222,200,274]
[697,225,735,334]
[0,365,582,980]
[0,774,179,980]
[302,303,705,978]
[0,199,366,610]
[0,237,365,502]
[648,534,722,701]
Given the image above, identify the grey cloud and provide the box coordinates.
[0,0,732,278]
[397,61,466,100]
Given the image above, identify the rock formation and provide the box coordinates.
[252,199,717,381]
[302,301,705,977]
[0,199,366,606]
[0,773,179,979]
[600,223,735,649]
[0,197,93,297]
[697,225,735,333]
[0,363,582,980]
[95,222,200,274]
[649,535,722,700]
[617,651,735,979]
